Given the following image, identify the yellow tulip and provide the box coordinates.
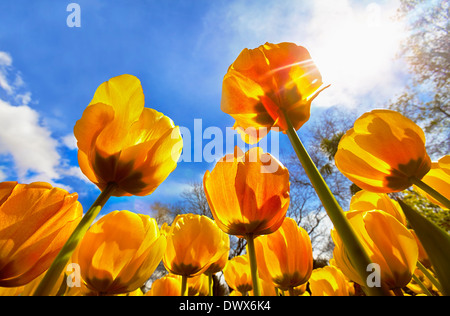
[203,146,289,237]
[331,210,418,292]
[0,182,82,287]
[309,266,354,296]
[414,155,450,209]
[145,274,181,296]
[438,155,450,174]
[187,273,210,296]
[350,190,407,226]
[73,210,166,295]
[223,255,253,295]
[221,42,327,144]
[163,214,230,277]
[335,109,431,193]
[254,217,313,292]
[203,247,229,276]
[74,74,183,197]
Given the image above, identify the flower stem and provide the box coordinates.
[282,111,386,296]
[208,274,213,296]
[33,183,117,296]
[181,275,188,296]
[245,234,261,296]
[411,273,433,296]
[411,177,450,209]
[416,260,443,293]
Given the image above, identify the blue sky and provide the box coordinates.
[0,0,410,217]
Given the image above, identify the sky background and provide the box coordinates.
[0,0,411,218]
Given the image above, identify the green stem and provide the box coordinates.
[245,234,261,296]
[283,112,386,296]
[208,273,213,296]
[411,177,450,209]
[33,183,117,296]
[181,275,188,296]
[416,260,443,293]
[411,273,433,296]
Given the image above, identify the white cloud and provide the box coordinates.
[0,51,88,191]
[0,52,12,66]
[0,166,7,182]
[61,133,78,151]
[0,98,61,183]
[0,51,14,94]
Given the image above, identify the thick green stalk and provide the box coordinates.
[283,112,385,296]
[33,183,117,296]
[411,177,450,209]
[245,234,261,296]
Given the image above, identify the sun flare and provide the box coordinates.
[307,2,406,108]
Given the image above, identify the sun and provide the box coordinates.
[306,2,406,108]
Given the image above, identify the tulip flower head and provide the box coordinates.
[73,210,166,295]
[309,265,354,296]
[335,109,431,193]
[74,74,183,197]
[145,274,181,296]
[331,210,418,291]
[254,217,313,291]
[223,255,253,294]
[350,190,407,226]
[0,182,82,287]
[203,147,290,237]
[414,155,450,209]
[221,42,327,144]
[163,214,230,277]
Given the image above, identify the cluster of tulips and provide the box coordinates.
[0,42,449,296]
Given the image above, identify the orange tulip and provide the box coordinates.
[163,214,230,277]
[73,210,166,295]
[331,210,418,291]
[254,217,313,291]
[350,190,407,226]
[335,109,431,193]
[309,266,350,296]
[203,146,289,237]
[309,265,354,296]
[0,181,82,287]
[74,74,183,197]
[438,155,450,174]
[145,274,181,296]
[414,155,450,209]
[223,255,253,295]
[221,42,327,143]
[204,238,229,275]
